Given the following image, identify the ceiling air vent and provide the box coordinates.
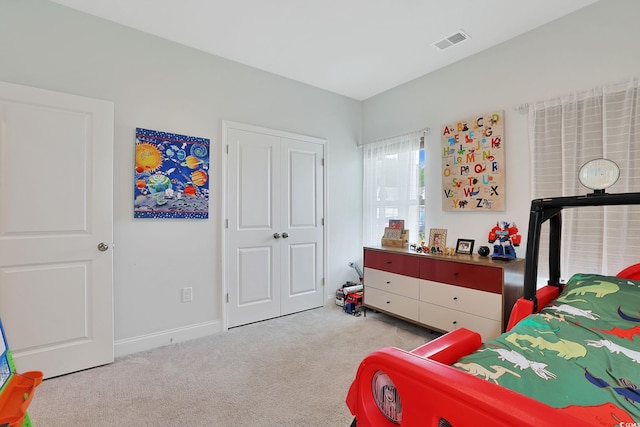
[433,30,470,50]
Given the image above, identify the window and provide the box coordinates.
[363,131,425,246]
[530,77,640,278]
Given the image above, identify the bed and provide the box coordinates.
[346,191,640,426]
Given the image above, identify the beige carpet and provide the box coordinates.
[28,304,437,426]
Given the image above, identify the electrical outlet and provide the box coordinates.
[181,287,193,303]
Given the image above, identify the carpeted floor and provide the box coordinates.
[28,304,438,426]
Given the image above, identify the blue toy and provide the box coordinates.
[488,221,521,260]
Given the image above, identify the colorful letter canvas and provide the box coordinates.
[441,111,505,211]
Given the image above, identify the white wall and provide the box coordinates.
[2,0,638,357]
[0,0,363,355]
[361,0,640,255]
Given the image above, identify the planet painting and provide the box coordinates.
[134,128,210,219]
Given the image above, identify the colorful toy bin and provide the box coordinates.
[0,318,42,427]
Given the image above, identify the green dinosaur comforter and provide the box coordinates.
[453,273,640,424]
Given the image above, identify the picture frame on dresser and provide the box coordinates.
[428,228,447,252]
[455,238,474,254]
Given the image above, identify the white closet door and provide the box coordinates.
[226,127,282,327]
[279,137,324,316]
[225,122,324,328]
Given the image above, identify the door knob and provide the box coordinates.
[97,242,109,252]
[282,232,289,238]
[273,233,281,239]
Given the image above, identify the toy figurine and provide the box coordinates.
[488,221,521,260]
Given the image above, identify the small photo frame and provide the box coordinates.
[428,228,447,251]
[388,219,405,230]
[456,238,475,255]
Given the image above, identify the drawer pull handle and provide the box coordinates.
[386,301,391,304]
[386,281,391,284]
[453,297,458,300]
[452,321,457,325]
[386,261,392,264]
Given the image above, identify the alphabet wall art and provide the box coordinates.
[441,111,505,211]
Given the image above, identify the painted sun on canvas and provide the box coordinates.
[134,128,210,219]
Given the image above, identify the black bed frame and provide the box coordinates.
[523,191,640,312]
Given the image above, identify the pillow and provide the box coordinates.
[550,273,640,325]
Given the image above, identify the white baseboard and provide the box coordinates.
[114,320,222,357]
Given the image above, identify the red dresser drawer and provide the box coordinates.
[419,258,502,294]
[364,249,420,278]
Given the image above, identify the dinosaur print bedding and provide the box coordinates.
[453,273,640,424]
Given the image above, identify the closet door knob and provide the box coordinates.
[273,233,281,239]
[282,232,289,238]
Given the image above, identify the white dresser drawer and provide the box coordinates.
[364,267,420,299]
[419,301,501,342]
[419,280,501,321]
[365,287,419,322]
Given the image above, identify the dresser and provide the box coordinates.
[363,246,525,342]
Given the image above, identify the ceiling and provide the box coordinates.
[50,0,599,101]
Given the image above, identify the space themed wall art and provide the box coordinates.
[134,128,210,219]
[441,110,505,211]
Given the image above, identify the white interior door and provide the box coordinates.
[225,122,324,328]
[280,137,324,316]
[226,127,282,327]
[0,82,114,378]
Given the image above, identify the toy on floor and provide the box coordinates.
[0,318,43,427]
[337,261,365,315]
[343,291,364,316]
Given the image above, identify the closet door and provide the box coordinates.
[225,122,324,328]
[279,137,324,316]
[227,127,282,327]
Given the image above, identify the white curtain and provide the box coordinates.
[529,77,640,278]
[363,131,423,246]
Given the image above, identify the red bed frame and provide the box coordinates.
[346,191,640,426]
